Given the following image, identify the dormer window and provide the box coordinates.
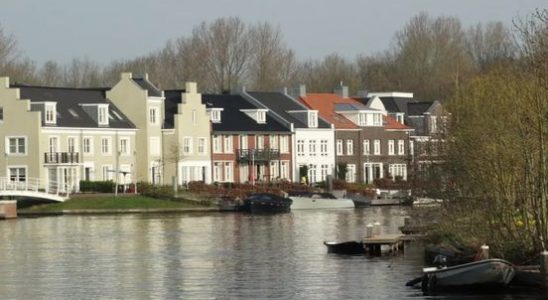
[373,113,382,126]
[208,108,223,123]
[396,113,404,124]
[98,105,109,125]
[358,113,367,126]
[257,111,266,123]
[45,103,56,124]
[308,111,318,128]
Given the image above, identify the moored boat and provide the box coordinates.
[289,192,354,210]
[242,193,292,213]
[323,241,366,254]
[419,258,515,292]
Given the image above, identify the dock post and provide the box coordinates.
[541,251,548,276]
[480,244,489,260]
[0,200,17,219]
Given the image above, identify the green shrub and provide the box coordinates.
[79,180,115,193]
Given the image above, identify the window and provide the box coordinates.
[373,113,382,126]
[150,137,160,156]
[224,135,233,153]
[48,136,58,153]
[320,140,328,156]
[358,113,366,126]
[213,135,222,153]
[257,111,266,123]
[183,137,193,154]
[224,162,233,182]
[98,105,108,125]
[270,135,278,150]
[398,140,405,155]
[430,116,438,133]
[149,107,158,125]
[309,140,317,156]
[336,139,343,155]
[119,138,129,155]
[308,164,317,183]
[396,113,404,124]
[374,139,381,155]
[101,137,111,155]
[0,107,3,121]
[363,140,370,155]
[320,164,329,181]
[281,161,289,179]
[9,167,26,182]
[7,137,26,155]
[192,109,197,125]
[256,136,264,149]
[389,164,407,180]
[346,164,356,183]
[83,137,93,154]
[67,137,77,153]
[210,110,221,123]
[346,140,353,155]
[308,111,318,127]
[102,165,113,181]
[198,138,206,155]
[270,161,279,180]
[388,140,395,155]
[45,103,56,124]
[297,140,305,157]
[239,135,248,150]
[213,162,222,182]
[280,136,289,153]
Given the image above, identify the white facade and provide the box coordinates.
[293,128,335,183]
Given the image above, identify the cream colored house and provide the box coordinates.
[108,73,165,184]
[164,83,212,184]
[0,77,137,193]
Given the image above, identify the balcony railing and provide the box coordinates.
[237,148,280,162]
[44,152,80,164]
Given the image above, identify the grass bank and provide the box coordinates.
[20,195,213,213]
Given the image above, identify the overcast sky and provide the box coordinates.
[1,0,545,65]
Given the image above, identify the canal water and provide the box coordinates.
[0,207,541,299]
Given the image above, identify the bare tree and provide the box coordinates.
[465,22,517,71]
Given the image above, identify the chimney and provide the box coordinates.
[121,72,133,80]
[288,84,306,99]
[334,83,348,98]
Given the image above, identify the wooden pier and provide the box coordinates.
[363,234,404,256]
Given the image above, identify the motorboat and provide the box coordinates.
[289,192,354,210]
[323,241,366,254]
[242,193,292,213]
[418,258,516,292]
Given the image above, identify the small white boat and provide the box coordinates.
[421,258,515,292]
[289,192,355,210]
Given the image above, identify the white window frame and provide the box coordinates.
[192,109,197,125]
[320,140,328,156]
[210,109,221,123]
[213,162,222,182]
[98,105,109,126]
[256,135,264,150]
[297,139,305,157]
[280,161,290,180]
[346,164,356,183]
[320,164,329,181]
[224,162,233,182]
[149,107,159,126]
[119,137,130,156]
[213,135,222,153]
[224,135,233,153]
[101,137,112,155]
[374,139,381,155]
[8,165,27,182]
[6,136,27,156]
[280,136,289,153]
[270,135,278,150]
[363,140,370,155]
[257,111,266,123]
[182,137,193,155]
[388,140,395,155]
[198,138,207,155]
[308,111,318,128]
[373,113,382,126]
[48,136,59,153]
[358,113,366,126]
[398,140,405,155]
[309,140,317,157]
[45,103,56,124]
[67,136,78,153]
[346,140,353,155]
[83,137,93,155]
[336,139,343,155]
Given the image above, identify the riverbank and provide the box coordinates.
[18,194,219,216]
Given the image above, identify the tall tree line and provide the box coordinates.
[0,13,523,100]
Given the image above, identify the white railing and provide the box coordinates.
[0,177,68,200]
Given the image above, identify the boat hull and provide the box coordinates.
[290,197,355,210]
[246,200,291,213]
[422,259,515,292]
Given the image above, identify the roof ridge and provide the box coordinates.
[11,84,110,91]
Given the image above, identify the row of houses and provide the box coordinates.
[0,73,445,193]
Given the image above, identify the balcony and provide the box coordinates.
[237,149,280,162]
[44,152,80,164]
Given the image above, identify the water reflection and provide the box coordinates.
[0,207,539,299]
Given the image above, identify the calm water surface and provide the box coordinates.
[0,207,541,299]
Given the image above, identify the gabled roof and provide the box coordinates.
[247,92,331,129]
[13,85,135,129]
[299,93,358,129]
[407,101,435,116]
[131,76,162,97]
[355,96,412,114]
[202,94,291,133]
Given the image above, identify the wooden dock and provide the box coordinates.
[363,234,404,256]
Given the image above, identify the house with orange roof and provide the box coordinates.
[296,85,413,184]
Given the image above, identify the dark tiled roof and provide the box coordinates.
[202,94,291,133]
[247,92,330,129]
[132,77,162,97]
[407,102,434,116]
[163,89,184,129]
[14,85,135,129]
